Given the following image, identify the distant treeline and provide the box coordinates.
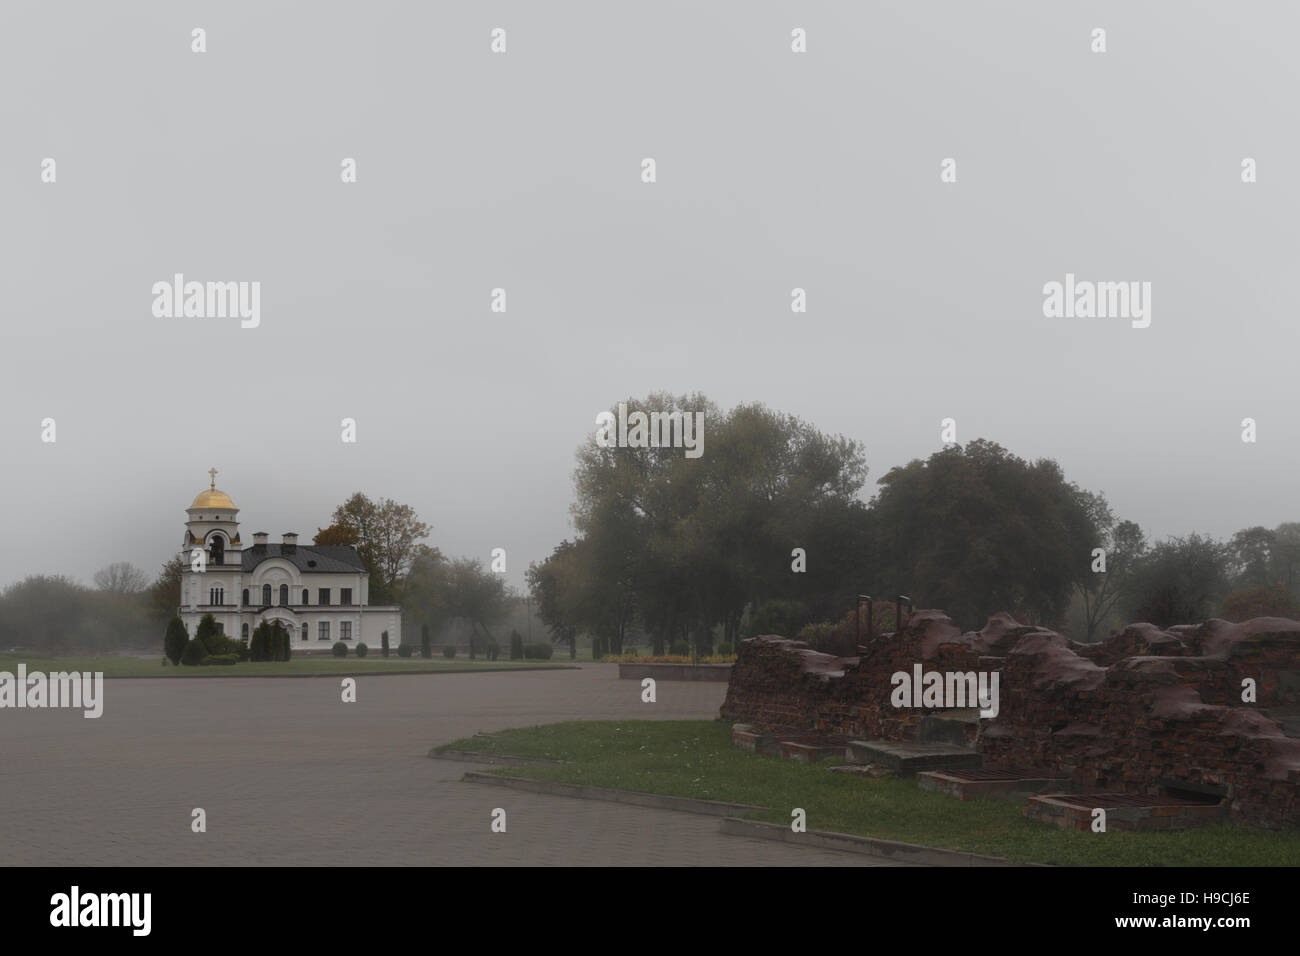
[524,393,1300,655]
[4,415,1296,656]
[0,491,545,655]
[0,562,177,654]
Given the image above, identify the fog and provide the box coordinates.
[2,0,1295,593]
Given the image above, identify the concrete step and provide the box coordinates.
[845,739,981,776]
[916,709,982,746]
[779,740,839,763]
[1025,792,1227,832]
[918,767,1074,802]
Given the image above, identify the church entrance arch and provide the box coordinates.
[264,610,297,638]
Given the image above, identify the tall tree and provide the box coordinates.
[400,548,450,640]
[1228,526,1275,590]
[868,440,1104,627]
[313,523,359,547]
[1080,519,1146,641]
[568,394,869,654]
[1126,533,1230,628]
[527,541,580,654]
[148,556,187,620]
[441,558,510,659]
[317,493,436,604]
[94,562,149,593]
[1271,522,1300,597]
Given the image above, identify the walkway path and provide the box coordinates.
[0,664,913,866]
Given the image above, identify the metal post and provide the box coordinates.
[856,595,872,648]
[896,595,912,633]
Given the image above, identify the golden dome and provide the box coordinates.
[190,469,236,510]
[191,488,236,510]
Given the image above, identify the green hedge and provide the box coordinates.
[204,633,246,658]
[356,642,369,658]
[332,641,348,658]
[523,642,553,660]
[199,653,239,666]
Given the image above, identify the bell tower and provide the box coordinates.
[181,468,242,570]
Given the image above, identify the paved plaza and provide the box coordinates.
[0,664,910,866]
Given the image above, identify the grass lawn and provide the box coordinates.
[0,652,577,678]
[437,719,1300,867]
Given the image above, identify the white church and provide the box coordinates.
[177,470,402,650]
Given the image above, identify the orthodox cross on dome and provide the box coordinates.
[208,467,218,489]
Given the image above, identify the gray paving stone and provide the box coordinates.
[0,665,913,866]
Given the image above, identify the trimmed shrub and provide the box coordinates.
[271,622,291,662]
[715,642,733,656]
[205,633,246,659]
[199,653,239,666]
[669,641,690,656]
[195,613,220,653]
[381,631,389,658]
[332,641,348,658]
[180,637,207,666]
[442,644,457,658]
[248,621,269,662]
[523,642,553,660]
[356,642,369,658]
[397,644,413,658]
[163,616,188,665]
[510,630,524,660]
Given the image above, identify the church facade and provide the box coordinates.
[177,471,402,650]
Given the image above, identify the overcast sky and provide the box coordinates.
[1,1,1296,594]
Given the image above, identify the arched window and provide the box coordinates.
[279,584,288,606]
[301,589,309,605]
[242,588,249,606]
[301,623,308,643]
[242,623,249,640]
[262,584,271,605]
[209,535,225,566]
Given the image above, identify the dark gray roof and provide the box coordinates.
[242,544,366,574]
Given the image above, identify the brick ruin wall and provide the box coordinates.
[720,610,1300,827]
